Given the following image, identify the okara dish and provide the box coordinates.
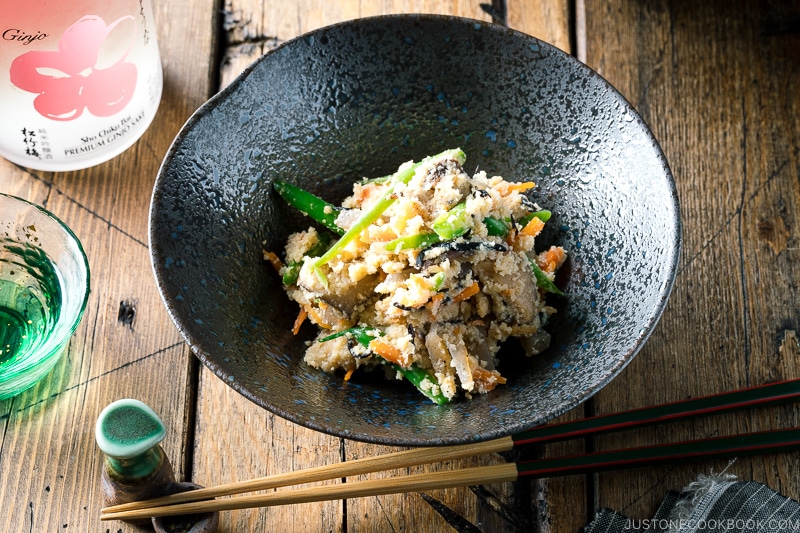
[151,15,680,445]
[268,149,565,404]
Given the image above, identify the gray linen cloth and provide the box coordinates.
[584,471,800,533]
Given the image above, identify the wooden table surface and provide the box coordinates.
[2,1,799,531]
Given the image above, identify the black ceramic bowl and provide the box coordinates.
[150,15,680,446]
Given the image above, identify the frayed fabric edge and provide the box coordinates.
[667,460,738,533]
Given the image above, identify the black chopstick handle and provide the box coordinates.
[516,427,800,477]
[512,378,800,446]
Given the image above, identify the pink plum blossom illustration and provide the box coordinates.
[9,15,137,121]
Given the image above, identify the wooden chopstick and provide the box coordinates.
[100,436,515,513]
[100,378,800,521]
[101,427,800,521]
[101,463,520,520]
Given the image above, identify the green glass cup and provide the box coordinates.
[0,193,90,399]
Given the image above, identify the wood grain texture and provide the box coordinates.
[219,0,494,87]
[0,1,217,532]
[507,0,571,53]
[582,0,800,521]
[5,0,796,531]
[192,370,344,532]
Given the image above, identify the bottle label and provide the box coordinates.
[0,0,162,171]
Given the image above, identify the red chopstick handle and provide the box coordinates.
[512,379,800,446]
[515,427,800,477]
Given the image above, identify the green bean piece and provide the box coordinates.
[483,216,509,237]
[319,325,382,346]
[319,325,452,404]
[361,174,392,185]
[390,364,450,405]
[519,210,552,228]
[384,232,441,251]
[273,180,345,236]
[282,262,302,286]
[529,259,564,295]
[386,217,509,250]
[432,202,471,240]
[429,271,446,291]
[311,148,467,286]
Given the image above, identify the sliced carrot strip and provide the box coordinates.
[343,368,355,381]
[263,250,284,272]
[292,308,308,335]
[472,368,507,392]
[519,216,545,237]
[500,181,536,195]
[472,367,507,383]
[426,292,446,314]
[306,306,331,329]
[369,339,406,367]
[453,281,480,303]
[537,246,566,273]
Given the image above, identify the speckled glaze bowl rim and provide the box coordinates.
[150,14,682,446]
